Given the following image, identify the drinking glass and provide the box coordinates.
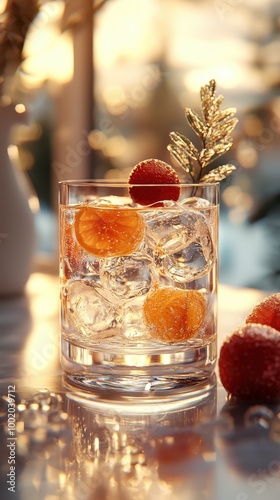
[59,180,219,405]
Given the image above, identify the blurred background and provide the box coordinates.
[1,0,280,291]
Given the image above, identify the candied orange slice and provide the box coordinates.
[143,288,206,343]
[74,205,145,258]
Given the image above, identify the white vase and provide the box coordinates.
[0,103,36,296]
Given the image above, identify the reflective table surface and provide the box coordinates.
[1,273,280,500]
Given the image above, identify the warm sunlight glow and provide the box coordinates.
[219,284,265,315]
[24,26,61,58]
[15,103,26,114]
[0,0,7,15]
[222,186,244,207]
[28,194,40,213]
[23,0,65,57]
[94,0,162,67]
[7,144,19,162]
[22,31,73,85]
[22,274,59,384]
[236,141,258,169]
[21,1,72,85]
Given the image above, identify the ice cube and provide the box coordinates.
[180,196,211,210]
[100,253,154,300]
[122,297,148,339]
[162,213,215,282]
[81,255,100,278]
[146,209,215,282]
[66,280,119,336]
[145,208,211,256]
[145,209,185,255]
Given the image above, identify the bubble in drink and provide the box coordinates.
[66,280,119,337]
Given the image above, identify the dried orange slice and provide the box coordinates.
[74,205,145,258]
[143,287,206,343]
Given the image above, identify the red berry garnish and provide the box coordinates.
[245,293,280,332]
[128,158,180,206]
[219,323,280,402]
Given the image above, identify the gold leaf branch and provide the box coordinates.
[167,79,238,183]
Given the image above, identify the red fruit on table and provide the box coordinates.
[128,158,180,206]
[245,293,280,332]
[218,323,280,402]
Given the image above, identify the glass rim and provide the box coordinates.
[58,179,219,188]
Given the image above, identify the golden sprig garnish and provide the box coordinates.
[167,79,238,183]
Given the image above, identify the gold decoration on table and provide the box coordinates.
[168,79,238,183]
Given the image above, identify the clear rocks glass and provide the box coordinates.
[59,180,219,406]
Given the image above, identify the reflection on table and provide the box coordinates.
[0,273,280,500]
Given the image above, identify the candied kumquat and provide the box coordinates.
[143,288,206,343]
[74,205,145,258]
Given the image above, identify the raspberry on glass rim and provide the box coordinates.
[218,323,280,402]
[128,158,180,206]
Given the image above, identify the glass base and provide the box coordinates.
[61,337,216,409]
